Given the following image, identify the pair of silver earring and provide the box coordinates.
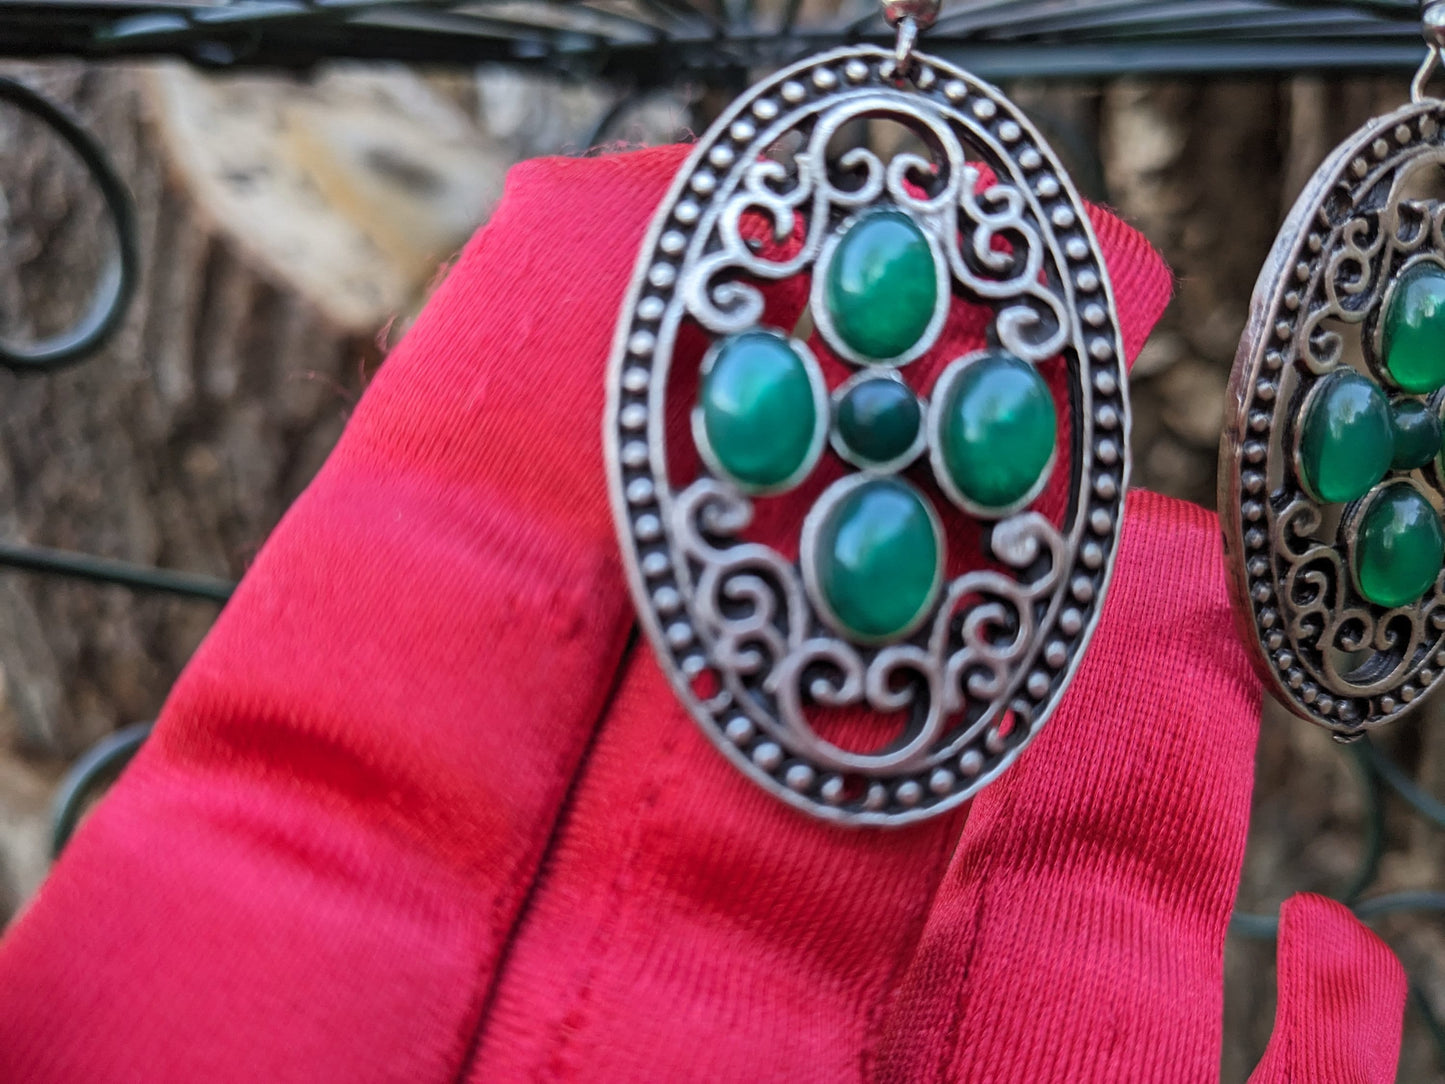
[605,0,1445,825]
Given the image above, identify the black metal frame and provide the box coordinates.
[0,0,1437,83]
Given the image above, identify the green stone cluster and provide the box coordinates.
[1295,261,1445,609]
[697,206,1059,644]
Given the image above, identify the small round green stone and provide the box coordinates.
[824,209,938,362]
[1353,483,1444,608]
[835,378,922,466]
[936,352,1056,512]
[1384,262,1445,394]
[1389,398,1442,471]
[700,330,819,491]
[1297,369,1394,504]
[813,477,941,642]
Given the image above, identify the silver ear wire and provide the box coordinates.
[1412,1,1445,101]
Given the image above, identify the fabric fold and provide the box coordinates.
[0,145,689,1084]
[1248,893,1406,1084]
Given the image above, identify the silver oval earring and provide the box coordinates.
[607,0,1130,823]
[1222,3,1445,736]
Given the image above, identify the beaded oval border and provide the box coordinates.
[1222,98,1445,735]
[606,44,1128,824]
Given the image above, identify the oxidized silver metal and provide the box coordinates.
[1416,1,1445,102]
[809,209,950,367]
[882,0,939,31]
[884,0,939,74]
[1221,95,1445,736]
[606,44,1129,823]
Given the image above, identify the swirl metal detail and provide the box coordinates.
[607,45,1127,824]
[1222,98,1445,734]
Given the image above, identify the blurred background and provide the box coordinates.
[0,1,1441,1079]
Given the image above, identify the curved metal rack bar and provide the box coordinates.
[49,721,152,858]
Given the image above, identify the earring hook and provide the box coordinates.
[1412,0,1445,102]
[882,0,939,78]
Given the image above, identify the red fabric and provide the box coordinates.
[870,489,1259,1082]
[0,144,1405,1082]
[1249,894,1407,1084]
[463,489,1258,1084]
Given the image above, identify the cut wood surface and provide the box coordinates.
[143,65,507,334]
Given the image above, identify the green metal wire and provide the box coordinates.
[1362,732,1445,830]
[1230,740,1387,939]
[0,77,138,370]
[1343,739,1388,905]
[0,541,235,602]
[0,1,1437,81]
[49,721,152,857]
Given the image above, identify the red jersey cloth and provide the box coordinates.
[0,144,1406,1082]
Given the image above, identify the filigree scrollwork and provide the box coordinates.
[681,94,1069,366]
[609,46,1127,823]
[672,478,1065,777]
[1223,100,1445,733]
